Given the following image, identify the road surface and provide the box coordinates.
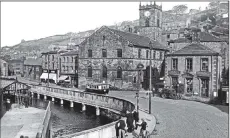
[109,91,229,138]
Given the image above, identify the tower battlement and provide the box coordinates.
[139,2,162,11]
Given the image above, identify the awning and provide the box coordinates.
[48,73,57,83]
[40,73,48,80]
[58,75,69,81]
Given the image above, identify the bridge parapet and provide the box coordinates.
[30,85,135,115]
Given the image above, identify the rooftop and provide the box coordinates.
[167,43,219,56]
[24,58,42,66]
[61,50,78,56]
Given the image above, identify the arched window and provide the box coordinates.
[67,57,69,63]
[88,66,92,77]
[117,66,122,79]
[138,49,141,58]
[102,65,107,78]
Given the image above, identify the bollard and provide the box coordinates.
[82,104,86,111]
[96,106,100,116]
[70,101,74,108]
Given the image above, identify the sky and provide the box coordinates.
[1,2,210,47]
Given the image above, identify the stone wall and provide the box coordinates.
[78,26,165,89]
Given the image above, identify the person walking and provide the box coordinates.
[133,109,139,130]
[115,119,127,138]
[137,118,148,138]
[126,110,134,132]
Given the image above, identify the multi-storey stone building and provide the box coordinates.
[165,43,222,99]
[169,31,229,69]
[40,50,67,83]
[59,50,78,87]
[23,58,42,81]
[78,26,168,90]
[8,59,24,75]
[0,59,8,76]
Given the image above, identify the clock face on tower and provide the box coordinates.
[144,11,151,17]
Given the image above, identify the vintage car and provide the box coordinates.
[85,83,110,94]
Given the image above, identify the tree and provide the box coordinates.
[208,1,220,9]
[172,4,188,15]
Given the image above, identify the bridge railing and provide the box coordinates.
[30,84,135,114]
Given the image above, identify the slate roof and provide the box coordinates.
[171,32,225,43]
[167,43,219,56]
[61,50,78,56]
[24,58,42,66]
[81,26,168,51]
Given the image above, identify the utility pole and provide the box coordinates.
[149,42,152,114]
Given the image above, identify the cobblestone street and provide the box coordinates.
[109,91,229,138]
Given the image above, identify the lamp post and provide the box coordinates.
[149,42,152,114]
[137,63,144,116]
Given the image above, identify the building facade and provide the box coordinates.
[40,50,67,83]
[78,26,168,90]
[169,31,229,69]
[23,58,42,81]
[60,50,78,87]
[0,59,8,76]
[8,59,24,75]
[165,43,222,99]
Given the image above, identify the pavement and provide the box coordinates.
[109,91,229,138]
[1,106,46,138]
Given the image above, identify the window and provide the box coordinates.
[102,35,106,41]
[52,55,54,61]
[153,50,156,59]
[72,57,74,62]
[159,52,163,60]
[117,49,122,57]
[66,66,69,72]
[186,58,193,71]
[63,57,66,62]
[146,50,149,59]
[133,77,136,83]
[67,57,69,63]
[138,49,141,58]
[102,49,107,57]
[186,78,193,93]
[88,49,92,57]
[88,66,92,77]
[172,58,178,70]
[201,58,208,71]
[63,66,65,71]
[102,65,107,78]
[3,63,6,67]
[71,66,74,71]
[117,66,122,79]
[52,63,55,69]
[167,34,170,39]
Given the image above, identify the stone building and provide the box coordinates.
[78,26,168,90]
[23,58,42,81]
[40,50,67,83]
[8,59,24,75]
[59,50,78,87]
[165,43,222,99]
[0,59,8,76]
[169,31,229,69]
[138,2,163,42]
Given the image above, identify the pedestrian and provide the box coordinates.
[126,110,134,132]
[137,118,148,138]
[133,109,139,130]
[115,119,127,138]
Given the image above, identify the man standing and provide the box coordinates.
[137,118,148,138]
[115,119,127,138]
[133,109,139,129]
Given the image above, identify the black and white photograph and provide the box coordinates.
[0,1,229,138]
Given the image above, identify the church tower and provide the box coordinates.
[138,2,162,42]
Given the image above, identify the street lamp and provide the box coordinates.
[136,63,144,116]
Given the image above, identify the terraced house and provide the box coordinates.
[23,58,42,81]
[165,43,222,99]
[78,26,168,90]
[59,50,78,87]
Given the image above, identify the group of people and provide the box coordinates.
[115,109,148,138]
